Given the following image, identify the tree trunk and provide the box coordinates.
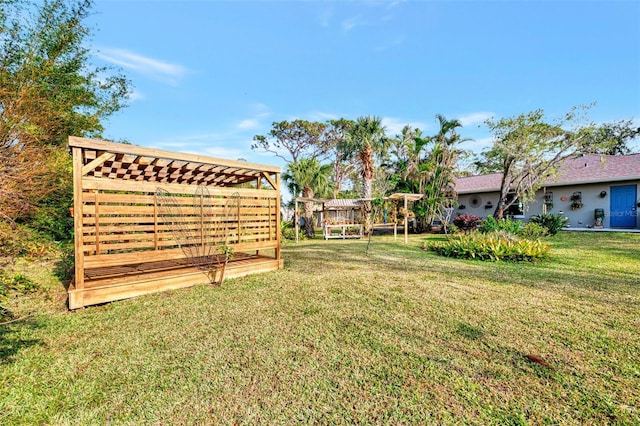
[301,186,316,238]
[493,203,507,220]
[493,167,512,220]
[333,162,343,199]
[362,178,373,234]
[301,200,315,238]
[494,186,511,220]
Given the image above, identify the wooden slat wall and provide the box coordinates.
[80,188,278,256]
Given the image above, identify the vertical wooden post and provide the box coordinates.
[268,197,272,240]
[237,196,241,244]
[294,199,299,243]
[94,191,100,255]
[153,192,159,250]
[71,145,85,309]
[275,173,281,263]
[200,191,205,249]
[257,176,263,255]
[404,195,408,245]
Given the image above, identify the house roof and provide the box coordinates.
[456,173,503,194]
[456,154,640,194]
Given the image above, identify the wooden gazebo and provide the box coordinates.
[68,137,282,309]
[293,193,423,244]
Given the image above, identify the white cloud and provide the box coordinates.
[382,117,428,137]
[387,0,407,9]
[342,15,366,31]
[460,136,494,153]
[95,47,189,85]
[126,89,145,102]
[304,111,341,122]
[458,112,494,127]
[154,132,250,161]
[237,119,260,130]
[234,103,272,131]
[249,103,271,119]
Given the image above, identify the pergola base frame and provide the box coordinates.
[68,255,284,310]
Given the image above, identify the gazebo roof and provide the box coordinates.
[296,193,424,206]
[69,137,280,188]
[387,193,424,202]
[324,199,363,210]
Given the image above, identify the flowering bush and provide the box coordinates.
[452,213,482,233]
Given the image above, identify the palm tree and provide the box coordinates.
[389,124,429,194]
[419,115,469,231]
[283,158,332,238]
[343,116,387,233]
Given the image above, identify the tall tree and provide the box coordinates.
[324,118,355,199]
[283,158,332,237]
[477,107,595,219]
[582,119,640,155]
[253,119,333,234]
[341,116,387,233]
[0,0,130,224]
[252,120,329,164]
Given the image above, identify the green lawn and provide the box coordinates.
[1,232,639,424]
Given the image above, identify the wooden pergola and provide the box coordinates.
[294,193,423,244]
[68,137,282,309]
[387,193,424,244]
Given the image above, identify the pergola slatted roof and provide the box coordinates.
[71,136,278,188]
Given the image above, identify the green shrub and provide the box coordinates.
[30,205,74,242]
[479,216,522,235]
[529,213,569,236]
[518,222,549,240]
[426,231,550,262]
[54,242,75,283]
[281,221,304,241]
[27,159,74,242]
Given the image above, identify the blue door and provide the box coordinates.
[610,185,637,228]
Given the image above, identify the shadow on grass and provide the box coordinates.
[0,318,43,366]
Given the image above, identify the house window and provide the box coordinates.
[506,193,524,218]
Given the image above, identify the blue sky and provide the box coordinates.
[90,0,640,171]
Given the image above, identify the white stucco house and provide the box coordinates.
[455,153,640,229]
